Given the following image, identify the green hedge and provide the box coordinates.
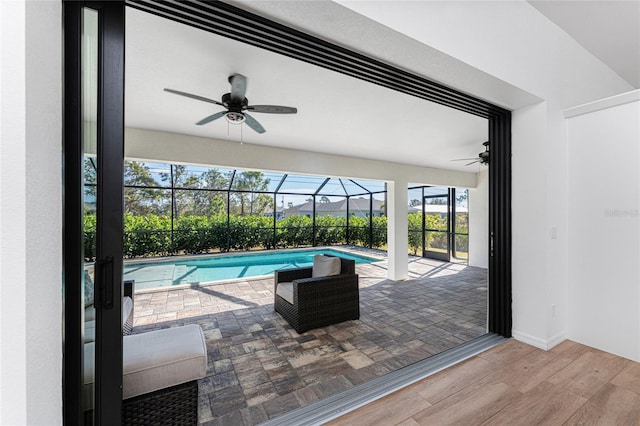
[83,212,467,260]
[83,213,388,260]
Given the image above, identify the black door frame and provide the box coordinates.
[125,1,513,338]
[63,1,125,424]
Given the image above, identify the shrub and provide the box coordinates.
[408,213,423,255]
[315,215,346,246]
[124,214,171,257]
[84,212,392,258]
[371,216,387,248]
[278,215,313,247]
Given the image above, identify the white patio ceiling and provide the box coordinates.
[124,7,490,173]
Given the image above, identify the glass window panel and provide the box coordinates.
[176,164,231,190]
[455,188,469,208]
[278,174,326,193]
[348,196,374,217]
[175,189,234,217]
[81,6,98,419]
[423,186,448,197]
[455,212,469,234]
[84,157,97,215]
[124,161,171,187]
[343,179,385,195]
[230,170,272,193]
[425,230,448,252]
[315,178,346,196]
[372,194,386,217]
[315,199,346,246]
[124,187,171,216]
[425,210,448,231]
[454,234,469,259]
[228,190,274,216]
[263,171,287,192]
[408,187,422,212]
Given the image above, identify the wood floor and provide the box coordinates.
[328,339,640,425]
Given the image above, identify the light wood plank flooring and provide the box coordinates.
[328,339,640,426]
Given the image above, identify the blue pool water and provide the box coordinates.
[124,249,378,289]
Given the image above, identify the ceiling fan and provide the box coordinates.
[452,141,489,166]
[164,73,297,134]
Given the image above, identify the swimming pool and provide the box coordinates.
[124,248,379,289]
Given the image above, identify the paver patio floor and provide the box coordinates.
[132,254,487,425]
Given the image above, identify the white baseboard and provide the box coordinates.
[512,330,566,351]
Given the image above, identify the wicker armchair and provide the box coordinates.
[274,256,359,333]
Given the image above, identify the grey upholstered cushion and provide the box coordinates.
[276,281,294,304]
[312,255,341,278]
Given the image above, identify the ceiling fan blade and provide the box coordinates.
[465,160,480,166]
[229,73,247,103]
[196,111,226,125]
[451,158,478,162]
[243,112,266,134]
[164,88,224,106]
[247,105,297,114]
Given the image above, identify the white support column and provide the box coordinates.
[386,180,408,280]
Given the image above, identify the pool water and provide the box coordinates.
[124,249,378,289]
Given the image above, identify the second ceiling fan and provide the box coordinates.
[164,73,297,134]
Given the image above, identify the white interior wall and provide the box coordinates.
[511,101,552,346]
[565,92,640,361]
[468,169,488,268]
[334,0,633,350]
[0,1,62,423]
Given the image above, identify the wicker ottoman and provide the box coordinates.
[84,324,207,425]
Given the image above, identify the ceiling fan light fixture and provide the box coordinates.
[225,111,245,124]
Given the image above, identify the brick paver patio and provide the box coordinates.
[132,254,487,425]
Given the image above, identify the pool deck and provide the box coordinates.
[132,251,487,425]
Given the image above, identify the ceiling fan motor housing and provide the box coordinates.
[221,93,248,123]
[222,93,249,112]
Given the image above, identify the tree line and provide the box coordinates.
[85,159,275,218]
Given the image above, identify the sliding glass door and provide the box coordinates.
[63,2,125,424]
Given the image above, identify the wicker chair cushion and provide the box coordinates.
[122,324,207,399]
[275,281,294,304]
[312,255,341,278]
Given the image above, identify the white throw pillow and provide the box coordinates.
[312,255,341,278]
